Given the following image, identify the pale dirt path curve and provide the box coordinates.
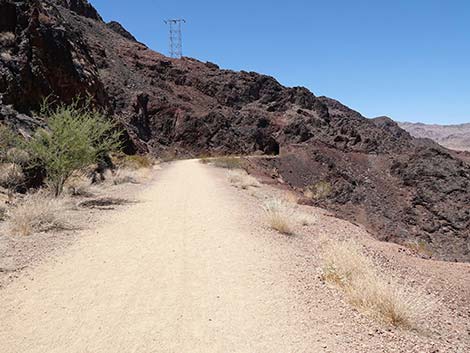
[0,160,323,353]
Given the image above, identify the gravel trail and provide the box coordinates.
[0,160,323,352]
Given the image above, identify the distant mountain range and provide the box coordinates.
[399,122,470,151]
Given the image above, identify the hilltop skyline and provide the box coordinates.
[91,0,470,125]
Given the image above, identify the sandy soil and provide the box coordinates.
[1,160,469,352]
[0,175,147,289]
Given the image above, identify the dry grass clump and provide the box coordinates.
[105,168,151,185]
[227,170,260,189]
[108,154,155,185]
[159,149,179,162]
[0,52,13,62]
[347,277,429,329]
[0,32,15,46]
[322,240,372,285]
[64,173,96,197]
[6,147,30,166]
[282,191,299,204]
[7,192,70,236]
[211,156,244,170]
[106,169,138,185]
[296,212,316,226]
[0,163,24,189]
[199,156,211,164]
[403,240,433,257]
[263,199,294,235]
[322,239,432,329]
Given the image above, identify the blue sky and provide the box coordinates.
[91,0,469,124]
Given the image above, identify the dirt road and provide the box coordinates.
[0,160,325,352]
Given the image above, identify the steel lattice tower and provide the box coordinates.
[164,19,186,58]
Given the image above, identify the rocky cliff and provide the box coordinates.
[1,0,469,260]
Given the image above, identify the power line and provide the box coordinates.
[164,19,186,58]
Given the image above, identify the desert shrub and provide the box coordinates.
[159,149,179,162]
[0,125,20,161]
[0,52,13,61]
[321,239,432,329]
[211,156,244,170]
[6,147,30,166]
[263,199,294,235]
[227,170,260,189]
[7,192,70,236]
[113,154,154,170]
[0,128,29,191]
[0,205,6,221]
[0,32,15,46]
[0,163,24,190]
[26,101,122,196]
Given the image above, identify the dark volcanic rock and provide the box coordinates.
[106,21,138,43]
[1,0,469,261]
[255,142,470,261]
[0,0,108,113]
[55,0,102,21]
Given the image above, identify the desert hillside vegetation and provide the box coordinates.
[0,100,157,238]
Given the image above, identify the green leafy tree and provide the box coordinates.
[28,101,122,196]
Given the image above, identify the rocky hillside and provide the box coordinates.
[399,121,470,151]
[1,0,469,261]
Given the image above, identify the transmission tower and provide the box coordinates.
[164,19,186,58]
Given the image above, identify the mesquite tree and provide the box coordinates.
[28,101,122,196]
